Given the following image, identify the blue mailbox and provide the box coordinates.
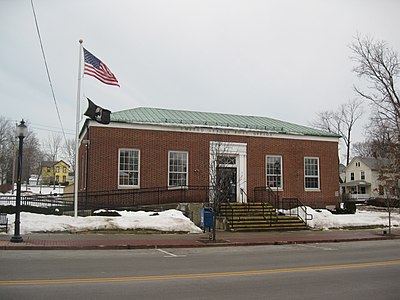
[200,207,214,232]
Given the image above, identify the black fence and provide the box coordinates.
[0,194,73,209]
[253,186,279,207]
[76,186,211,210]
[0,186,212,214]
[0,193,74,215]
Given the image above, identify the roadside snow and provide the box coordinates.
[1,189,400,234]
[303,206,400,230]
[2,209,203,234]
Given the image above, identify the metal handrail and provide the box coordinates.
[280,197,313,225]
[224,200,234,229]
[253,186,278,225]
[0,185,213,213]
[253,186,313,225]
[240,188,248,203]
[240,188,252,216]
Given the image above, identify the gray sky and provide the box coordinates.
[1,0,400,160]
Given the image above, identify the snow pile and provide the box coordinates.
[302,207,400,230]
[2,209,202,234]
[1,205,399,235]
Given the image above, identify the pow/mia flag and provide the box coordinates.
[84,98,111,124]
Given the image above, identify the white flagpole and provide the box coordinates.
[74,39,83,217]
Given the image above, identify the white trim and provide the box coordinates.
[118,148,140,189]
[210,141,247,203]
[86,121,339,143]
[304,157,320,191]
[266,155,284,191]
[168,150,189,188]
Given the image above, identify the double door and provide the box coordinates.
[216,167,237,202]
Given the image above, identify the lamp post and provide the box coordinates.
[274,161,280,207]
[10,120,27,243]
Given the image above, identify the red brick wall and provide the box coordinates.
[81,126,339,208]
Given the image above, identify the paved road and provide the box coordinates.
[1,240,400,299]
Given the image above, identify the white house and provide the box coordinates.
[341,156,389,201]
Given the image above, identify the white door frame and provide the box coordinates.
[209,141,247,203]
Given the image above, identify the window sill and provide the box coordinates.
[168,186,188,190]
[304,188,321,192]
[118,185,140,189]
[269,188,284,192]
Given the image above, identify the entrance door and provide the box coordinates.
[216,167,237,202]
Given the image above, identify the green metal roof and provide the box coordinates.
[110,107,339,138]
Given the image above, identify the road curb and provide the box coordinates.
[0,235,398,250]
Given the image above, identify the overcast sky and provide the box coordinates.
[1,0,400,159]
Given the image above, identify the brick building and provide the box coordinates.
[79,107,340,209]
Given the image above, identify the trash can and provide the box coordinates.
[200,207,214,232]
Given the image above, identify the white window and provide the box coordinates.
[304,157,319,190]
[360,171,365,180]
[118,149,140,188]
[266,156,283,189]
[168,151,188,187]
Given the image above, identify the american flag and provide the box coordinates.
[83,48,120,87]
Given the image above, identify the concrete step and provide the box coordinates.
[219,202,308,232]
[220,211,276,217]
[228,223,309,231]
[228,219,306,226]
[229,226,308,232]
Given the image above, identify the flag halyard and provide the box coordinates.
[83,48,120,87]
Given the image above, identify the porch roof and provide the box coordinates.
[341,180,371,187]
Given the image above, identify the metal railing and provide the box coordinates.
[279,198,313,225]
[253,186,278,225]
[0,194,73,210]
[253,186,313,225]
[78,186,211,211]
[0,186,212,214]
[253,186,276,205]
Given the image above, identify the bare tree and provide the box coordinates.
[0,116,15,185]
[209,141,240,241]
[352,107,398,159]
[347,34,400,229]
[350,34,400,137]
[0,118,43,188]
[312,98,363,165]
[376,155,400,235]
[22,130,43,183]
[43,133,62,162]
[351,34,400,184]
[352,141,372,158]
[62,137,76,172]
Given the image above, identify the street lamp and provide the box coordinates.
[10,120,27,243]
[274,160,280,207]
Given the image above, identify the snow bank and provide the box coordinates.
[2,206,399,235]
[301,207,400,230]
[2,209,202,234]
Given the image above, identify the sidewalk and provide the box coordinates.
[1,228,399,250]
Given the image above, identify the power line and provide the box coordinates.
[30,122,75,133]
[30,0,69,146]
[30,126,75,136]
